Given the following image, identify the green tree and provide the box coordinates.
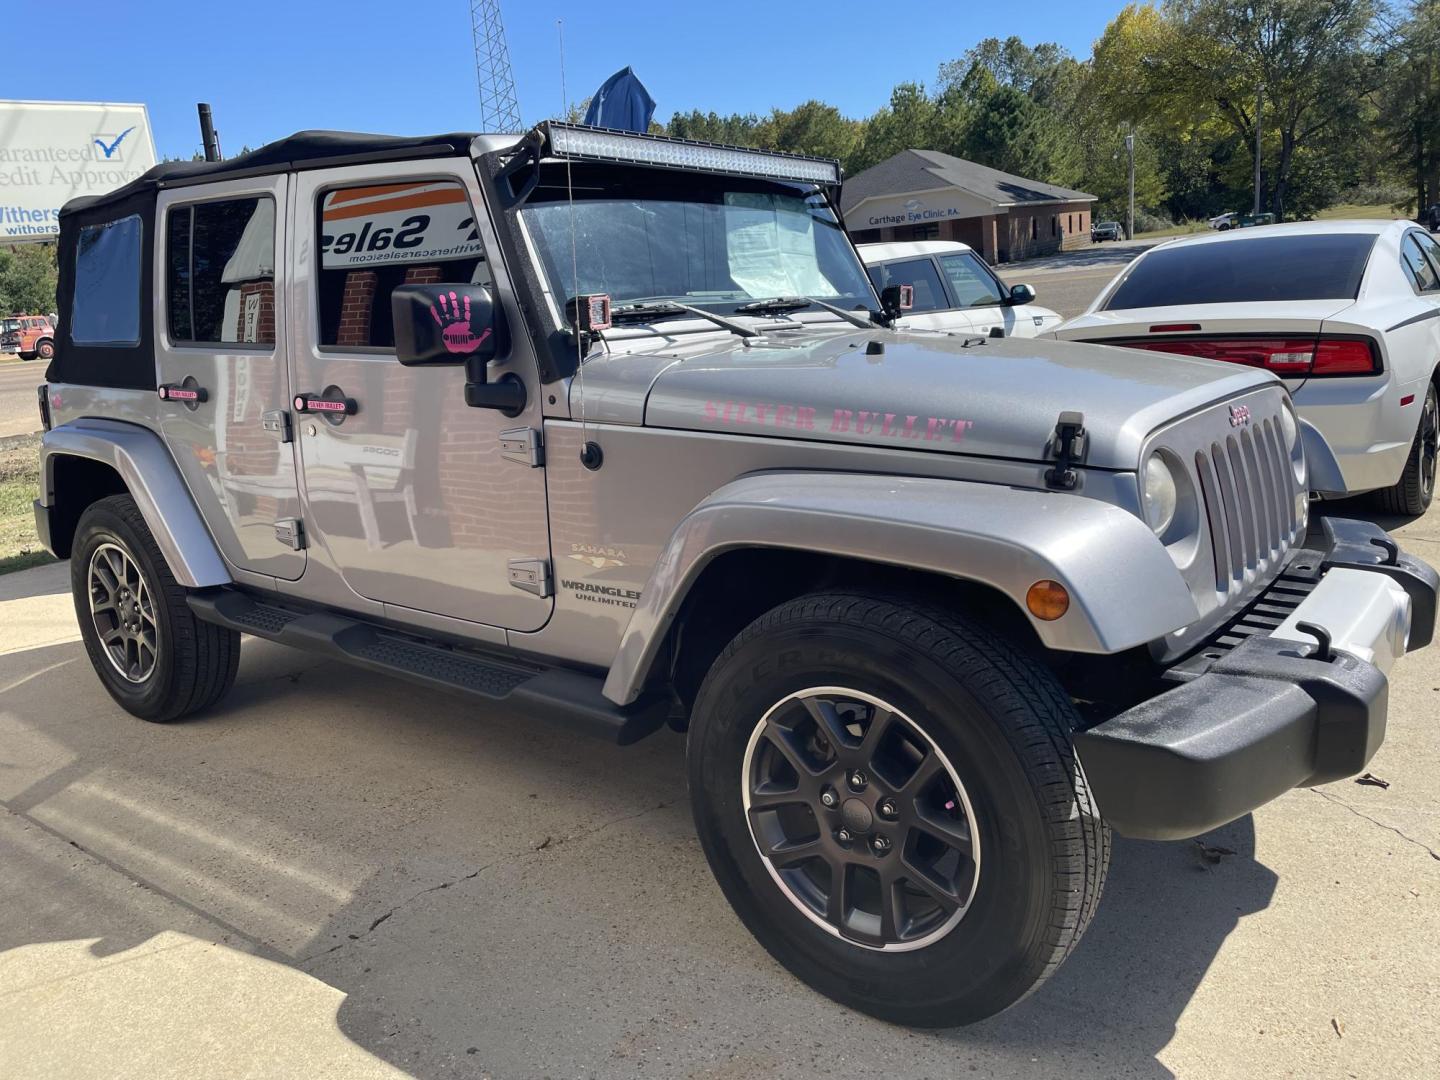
[849,83,945,173]
[0,244,58,315]
[762,100,862,163]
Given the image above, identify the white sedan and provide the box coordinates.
[1054,220,1440,514]
[857,240,1064,339]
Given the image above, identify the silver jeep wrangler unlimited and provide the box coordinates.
[34,124,1437,1026]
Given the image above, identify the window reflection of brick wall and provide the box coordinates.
[337,271,378,347]
[219,281,285,525]
[234,280,276,344]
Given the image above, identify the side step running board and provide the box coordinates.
[188,590,668,745]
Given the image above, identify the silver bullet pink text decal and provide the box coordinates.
[704,400,975,444]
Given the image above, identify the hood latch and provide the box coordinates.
[1045,411,1087,490]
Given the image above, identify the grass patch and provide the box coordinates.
[0,433,53,575]
[1313,202,1411,221]
[1136,220,1209,239]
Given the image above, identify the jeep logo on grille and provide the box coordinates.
[1229,404,1252,427]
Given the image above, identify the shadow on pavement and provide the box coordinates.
[0,635,1277,1078]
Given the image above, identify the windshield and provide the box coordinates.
[1,319,19,333]
[1105,233,1377,309]
[519,169,875,318]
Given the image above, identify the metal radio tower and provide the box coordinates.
[471,0,522,132]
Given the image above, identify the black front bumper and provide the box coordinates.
[1075,518,1437,841]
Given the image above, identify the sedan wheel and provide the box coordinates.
[1378,382,1439,516]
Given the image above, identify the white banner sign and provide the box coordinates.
[320,181,484,269]
[0,100,159,243]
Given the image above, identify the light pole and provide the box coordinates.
[1253,83,1264,217]
[1124,132,1135,240]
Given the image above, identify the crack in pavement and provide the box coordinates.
[296,798,679,967]
[1312,788,1440,860]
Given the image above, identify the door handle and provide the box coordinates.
[158,382,208,403]
[293,390,358,418]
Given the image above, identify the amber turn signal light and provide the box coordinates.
[1026,580,1070,621]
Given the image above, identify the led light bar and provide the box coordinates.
[543,123,842,186]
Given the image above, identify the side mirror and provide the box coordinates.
[879,283,913,321]
[392,283,501,366]
[390,283,525,416]
[1007,283,1036,306]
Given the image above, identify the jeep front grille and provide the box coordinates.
[1194,416,1300,596]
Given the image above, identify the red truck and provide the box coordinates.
[1,314,56,361]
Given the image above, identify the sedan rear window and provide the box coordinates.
[1104,233,1377,309]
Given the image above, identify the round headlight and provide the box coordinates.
[1143,454,1178,535]
[1279,401,1299,451]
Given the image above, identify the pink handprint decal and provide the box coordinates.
[430,290,492,354]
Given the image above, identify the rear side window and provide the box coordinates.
[937,252,1004,307]
[167,197,276,345]
[71,215,142,345]
[1402,232,1440,292]
[1104,234,1377,309]
[315,179,488,349]
[865,258,948,312]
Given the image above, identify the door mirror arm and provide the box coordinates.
[464,356,527,416]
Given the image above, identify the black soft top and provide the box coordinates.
[61,130,481,218]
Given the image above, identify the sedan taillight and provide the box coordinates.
[1101,335,1381,377]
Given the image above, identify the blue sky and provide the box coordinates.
[13,1,1116,159]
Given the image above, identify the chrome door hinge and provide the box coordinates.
[261,409,293,443]
[508,557,553,598]
[499,426,544,467]
[274,518,305,551]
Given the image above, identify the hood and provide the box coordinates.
[582,326,1277,470]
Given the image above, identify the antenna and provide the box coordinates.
[471,0,522,132]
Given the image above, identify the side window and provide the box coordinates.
[867,257,948,312]
[167,197,276,345]
[315,179,489,349]
[1412,231,1440,289]
[1401,234,1440,292]
[72,214,142,346]
[937,252,1005,308]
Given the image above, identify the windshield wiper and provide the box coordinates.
[609,300,760,339]
[734,296,878,329]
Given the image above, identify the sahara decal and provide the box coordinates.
[567,542,628,569]
[704,399,975,444]
[560,579,642,609]
[320,181,484,269]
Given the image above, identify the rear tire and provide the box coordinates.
[37,339,55,360]
[687,592,1108,1027]
[1377,381,1438,517]
[72,495,240,722]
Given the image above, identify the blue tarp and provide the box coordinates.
[583,67,656,133]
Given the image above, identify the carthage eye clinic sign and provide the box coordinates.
[0,100,159,242]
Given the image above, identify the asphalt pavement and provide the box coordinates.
[0,360,45,439]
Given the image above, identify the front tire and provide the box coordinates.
[688,592,1108,1026]
[1377,381,1438,516]
[72,495,240,722]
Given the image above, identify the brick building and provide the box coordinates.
[842,149,1096,264]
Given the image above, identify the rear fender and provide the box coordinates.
[39,419,230,588]
[601,472,1199,705]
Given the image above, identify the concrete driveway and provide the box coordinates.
[1,507,1438,1079]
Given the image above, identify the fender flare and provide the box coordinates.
[601,471,1200,705]
[1298,416,1346,495]
[39,419,231,588]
